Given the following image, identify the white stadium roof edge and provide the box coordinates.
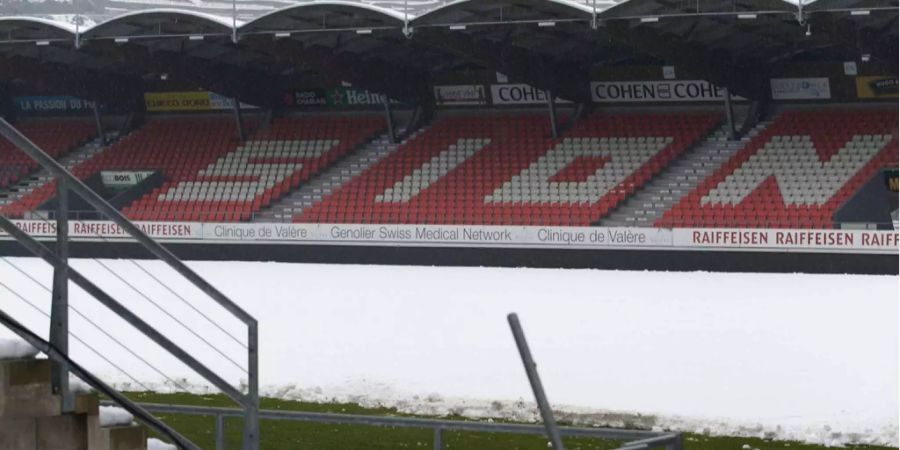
[0,0,835,42]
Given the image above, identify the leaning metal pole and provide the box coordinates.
[546,90,559,138]
[0,118,259,450]
[50,177,73,413]
[723,87,736,140]
[507,313,566,450]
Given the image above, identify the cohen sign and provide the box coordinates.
[591,80,730,103]
[490,84,570,105]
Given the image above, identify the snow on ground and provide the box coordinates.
[0,337,38,360]
[147,438,177,450]
[99,405,134,426]
[0,258,896,446]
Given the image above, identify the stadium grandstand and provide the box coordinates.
[0,1,896,229]
[0,0,896,266]
[0,1,897,450]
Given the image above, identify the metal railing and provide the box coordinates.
[95,312,682,450]
[0,118,260,450]
[13,209,898,230]
[0,309,199,450]
[101,401,682,450]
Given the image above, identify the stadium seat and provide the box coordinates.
[0,119,95,189]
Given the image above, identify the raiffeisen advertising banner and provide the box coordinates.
[1,220,202,240]
[672,228,897,252]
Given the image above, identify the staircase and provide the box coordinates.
[0,356,149,450]
[599,120,771,227]
[254,128,420,222]
[0,117,256,450]
[0,134,116,211]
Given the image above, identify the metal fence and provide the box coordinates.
[110,401,683,450]
[17,209,897,230]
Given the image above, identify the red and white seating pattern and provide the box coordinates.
[659,109,898,228]
[375,138,492,203]
[157,140,340,202]
[296,112,718,225]
[0,119,95,188]
[485,136,673,204]
[125,116,383,221]
[3,117,246,219]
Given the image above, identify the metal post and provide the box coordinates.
[546,90,559,138]
[232,0,238,43]
[507,313,565,450]
[665,433,683,450]
[233,98,245,142]
[50,178,72,413]
[433,428,443,450]
[92,101,106,145]
[216,414,225,450]
[243,323,259,450]
[383,93,396,144]
[723,87,736,140]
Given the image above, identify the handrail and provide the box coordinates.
[0,309,200,450]
[0,215,246,403]
[101,401,682,450]
[0,118,259,449]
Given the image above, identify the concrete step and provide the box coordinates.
[0,359,57,419]
[89,421,147,450]
[254,127,426,222]
[0,358,148,450]
[599,118,770,227]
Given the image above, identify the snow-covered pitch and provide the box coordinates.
[0,258,896,446]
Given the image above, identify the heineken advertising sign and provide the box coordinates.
[284,88,400,108]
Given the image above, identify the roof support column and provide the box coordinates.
[0,82,14,122]
[546,90,559,139]
[232,97,245,141]
[723,87,735,141]
[93,101,106,146]
[383,93,397,144]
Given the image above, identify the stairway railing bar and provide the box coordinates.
[0,215,248,406]
[0,279,154,392]
[0,117,259,450]
[0,258,191,391]
[0,307,201,450]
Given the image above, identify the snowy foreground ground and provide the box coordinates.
[0,258,896,447]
